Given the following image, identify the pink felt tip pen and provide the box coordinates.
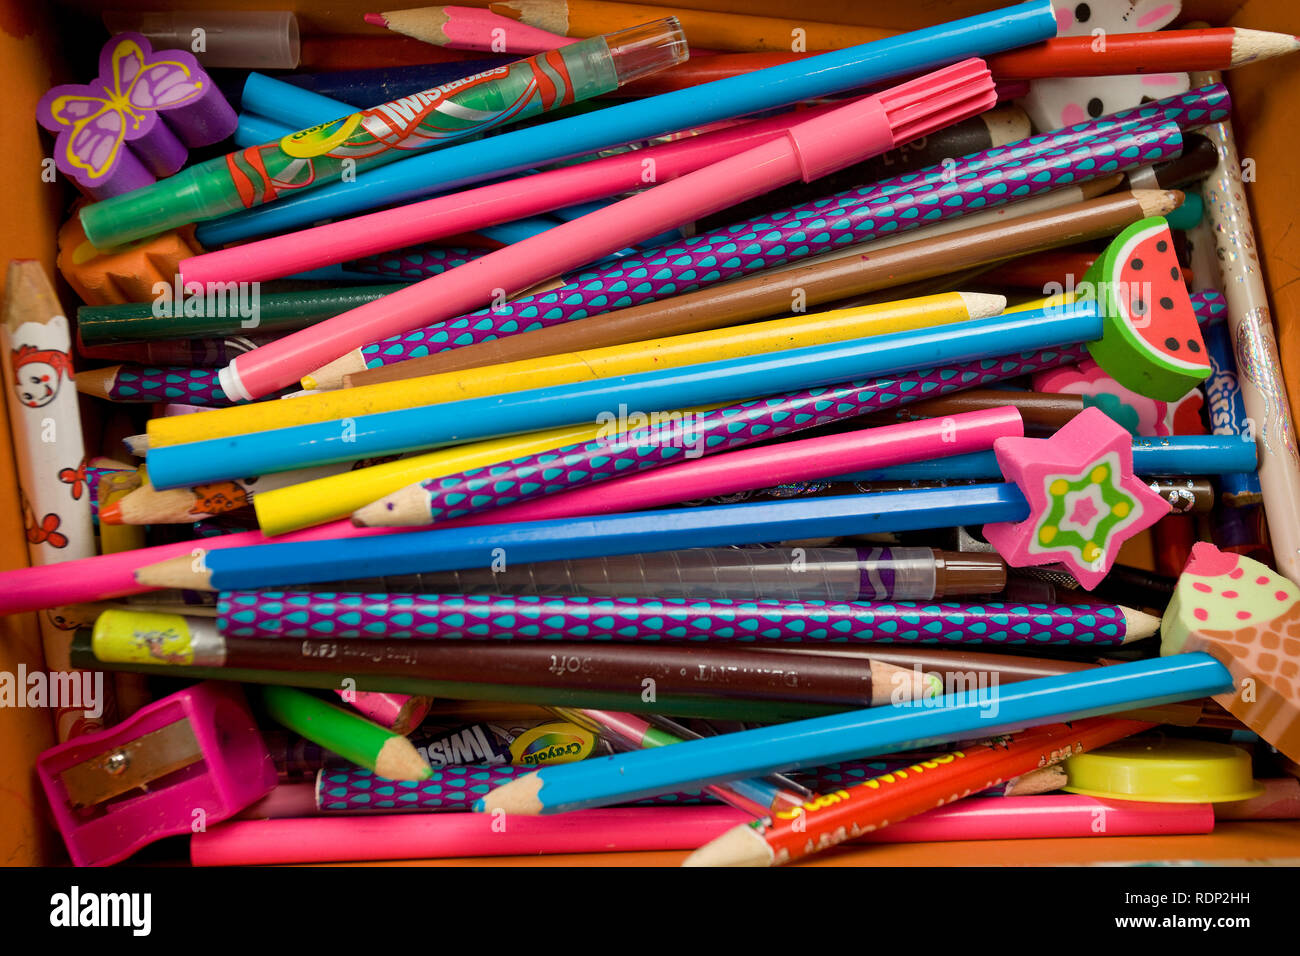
[178,101,844,287]
[216,58,996,400]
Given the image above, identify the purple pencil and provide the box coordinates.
[76,364,245,406]
[332,87,1223,380]
[216,591,1159,646]
[348,244,485,281]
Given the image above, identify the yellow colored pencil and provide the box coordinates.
[145,291,1003,449]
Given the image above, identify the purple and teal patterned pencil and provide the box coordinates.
[342,87,1224,376]
[348,244,484,281]
[77,364,246,406]
[217,591,1159,646]
[359,344,1088,526]
[343,123,1181,380]
[316,765,710,811]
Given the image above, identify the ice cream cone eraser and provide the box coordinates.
[1162,542,1300,763]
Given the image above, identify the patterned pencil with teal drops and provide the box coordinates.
[216,591,1160,646]
[76,364,248,406]
[316,765,712,811]
[350,111,1193,373]
[354,344,1091,528]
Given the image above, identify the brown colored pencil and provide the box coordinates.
[346,187,1178,386]
[114,629,934,707]
[857,389,1084,433]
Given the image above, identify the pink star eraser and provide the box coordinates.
[1162,542,1300,763]
[983,406,1170,588]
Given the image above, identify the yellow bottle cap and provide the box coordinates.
[1063,737,1264,803]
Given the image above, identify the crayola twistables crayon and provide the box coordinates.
[79,20,687,248]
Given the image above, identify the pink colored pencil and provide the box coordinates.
[191,806,746,864]
[335,691,433,733]
[365,6,574,54]
[355,406,1024,527]
[857,795,1214,844]
[178,101,842,287]
[192,795,1212,864]
[214,60,996,400]
[0,517,410,615]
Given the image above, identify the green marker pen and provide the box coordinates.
[80,19,688,249]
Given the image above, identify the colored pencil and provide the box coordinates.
[145,302,1105,488]
[486,0,896,52]
[190,806,747,865]
[100,458,399,525]
[75,641,844,724]
[613,28,1300,95]
[77,334,278,367]
[90,612,936,707]
[1192,69,1300,585]
[2,261,103,740]
[341,692,432,734]
[365,6,572,54]
[215,62,997,399]
[259,685,431,782]
[315,765,712,811]
[830,436,1257,482]
[75,284,406,345]
[133,485,1034,592]
[683,717,1153,866]
[0,514,409,616]
[340,116,1188,380]
[985,27,1299,79]
[193,3,1059,246]
[377,189,1171,380]
[554,709,810,816]
[147,291,1001,447]
[354,403,1021,527]
[859,389,1084,433]
[475,656,1231,816]
[214,590,1160,646]
[75,364,245,407]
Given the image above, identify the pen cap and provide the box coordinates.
[601,18,690,85]
[103,10,301,69]
[783,58,995,182]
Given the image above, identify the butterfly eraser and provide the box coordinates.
[36,32,237,200]
[1162,542,1300,763]
[984,406,1171,589]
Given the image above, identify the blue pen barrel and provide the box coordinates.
[197,485,1029,590]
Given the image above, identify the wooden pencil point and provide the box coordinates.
[134,553,214,591]
[478,770,544,815]
[1136,189,1183,218]
[1122,606,1162,643]
[72,364,121,400]
[375,736,434,782]
[1230,27,1300,67]
[956,292,1006,320]
[352,485,429,527]
[682,824,772,867]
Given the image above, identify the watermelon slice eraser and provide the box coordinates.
[1162,542,1300,763]
[983,406,1170,589]
[1080,217,1210,402]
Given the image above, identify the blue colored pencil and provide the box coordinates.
[834,436,1258,482]
[195,1,1059,244]
[144,303,1097,489]
[471,654,1234,814]
[135,485,1029,591]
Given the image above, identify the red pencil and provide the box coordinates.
[986,27,1298,79]
[618,28,1299,98]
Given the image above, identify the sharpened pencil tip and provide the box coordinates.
[363,12,387,27]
